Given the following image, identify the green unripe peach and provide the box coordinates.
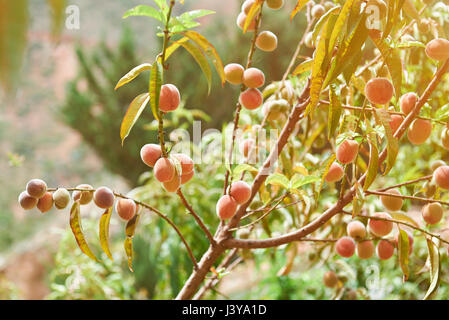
[425,38,449,61]
[346,220,366,240]
[53,188,71,210]
[376,239,395,260]
[311,4,325,19]
[73,184,94,205]
[256,31,278,52]
[115,198,137,221]
[441,128,449,150]
[323,271,338,288]
[93,186,115,209]
[422,202,443,225]
[216,195,238,220]
[365,78,394,105]
[26,179,47,199]
[380,189,403,211]
[224,63,245,85]
[400,92,418,115]
[140,144,162,167]
[37,192,54,213]
[239,88,263,110]
[266,0,284,10]
[336,236,356,258]
[368,212,393,237]
[154,158,176,183]
[159,84,180,112]
[18,191,38,210]
[229,181,251,205]
[407,118,432,145]
[356,240,375,259]
[325,162,344,183]
[431,160,446,172]
[434,165,449,189]
[336,139,359,164]
[243,68,265,88]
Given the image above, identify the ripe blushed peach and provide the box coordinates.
[441,128,449,150]
[163,173,181,193]
[243,68,265,88]
[431,160,446,172]
[93,186,115,209]
[425,38,449,61]
[159,84,180,112]
[216,195,238,220]
[53,188,71,210]
[26,179,47,199]
[376,240,395,260]
[154,158,175,183]
[229,181,251,205]
[346,221,367,240]
[357,240,375,259]
[336,139,359,164]
[380,189,403,212]
[241,0,256,14]
[266,0,284,9]
[400,92,417,115]
[115,199,137,221]
[240,138,255,158]
[239,88,263,110]
[368,212,393,237]
[325,162,344,183]
[236,12,256,32]
[140,144,162,167]
[422,202,443,225]
[434,165,449,189]
[18,191,38,210]
[407,118,432,145]
[72,184,94,205]
[311,4,325,19]
[224,63,245,85]
[336,236,356,258]
[37,192,54,213]
[172,153,194,175]
[323,271,338,288]
[389,114,404,133]
[365,78,394,105]
[256,31,278,52]
[181,170,194,184]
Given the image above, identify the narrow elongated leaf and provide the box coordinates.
[265,173,289,189]
[293,59,313,76]
[149,60,163,120]
[115,63,152,90]
[382,0,405,40]
[364,132,379,191]
[120,93,150,145]
[99,207,113,261]
[123,4,163,21]
[290,175,320,189]
[124,213,140,272]
[312,6,340,43]
[47,0,66,39]
[165,37,190,60]
[424,238,440,300]
[328,0,359,54]
[69,201,98,262]
[374,109,399,175]
[178,9,215,21]
[389,212,419,228]
[328,84,342,139]
[182,31,225,85]
[179,40,212,94]
[124,237,134,272]
[244,0,262,33]
[318,154,336,195]
[397,227,410,281]
[290,0,308,20]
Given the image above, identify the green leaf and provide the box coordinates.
[149,59,163,120]
[99,207,113,261]
[232,164,258,179]
[312,6,340,44]
[265,173,289,189]
[120,93,150,145]
[165,37,190,60]
[123,5,163,21]
[397,227,410,281]
[69,201,98,262]
[328,84,342,139]
[328,0,360,55]
[374,109,399,175]
[179,40,212,94]
[178,9,215,22]
[389,212,420,228]
[383,0,405,40]
[290,174,320,189]
[244,0,262,33]
[115,63,152,90]
[364,131,379,191]
[423,238,440,300]
[292,59,313,76]
[397,40,425,49]
[434,103,449,122]
[182,31,225,85]
[290,0,308,20]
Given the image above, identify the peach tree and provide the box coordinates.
[17,0,449,299]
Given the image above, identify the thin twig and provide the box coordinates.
[365,189,449,206]
[375,175,433,192]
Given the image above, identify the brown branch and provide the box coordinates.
[364,189,449,206]
[375,175,433,192]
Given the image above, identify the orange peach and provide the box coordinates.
[37,192,54,213]
[26,179,47,199]
[425,38,449,61]
[115,198,137,221]
[336,139,359,164]
[266,0,284,9]
[346,221,367,240]
[376,239,395,260]
[154,158,175,183]
[140,144,162,167]
[172,153,194,175]
[380,189,403,212]
[336,236,356,258]
[224,63,244,85]
[434,165,449,189]
[236,12,256,31]
[365,78,394,105]
[243,68,265,88]
[368,212,393,237]
[216,195,238,220]
[422,202,443,225]
[389,114,404,133]
[239,88,263,110]
[325,162,344,183]
[72,184,94,205]
[323,271,338,288]
[163,173,181,193]
[407,118,432,145]
[399,92,418,115]
[256,31,278,52]
[159,84,180,112]
[181,170,195,184]
[356,240,375,259]
[229,181,252,205]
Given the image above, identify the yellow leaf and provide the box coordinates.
[120,93,150,145]
[99,207,113,261]
[244,0,262,33]
[69,201,98,262]
[114,63,151,90]
[290,0,308,20]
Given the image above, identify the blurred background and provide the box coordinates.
[1,0,449,300]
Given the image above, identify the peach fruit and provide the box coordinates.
[325,162,344,183]
[116,199,137,221]
[357,240,375,259]
[224,63,245,85]
[407,118,432,145]
[140,144,162,167]
[93,186,115,209]
[368,212,393,237]
[336,139,359,164]
[434,165,449,189]
[425,38,449,61]
[53,188,71,210]
[323,271,338,288]
[229,181,252,205]
[380,189,403,212]
[18,191,38,210]
[346,221,367,240]
[239,88,263,110]
[400,92,417,115]
[256,31,278,52]
[243,68,265,88]
[422,202,443,225]
[216,195,238,220]
[37,192,54,213]
[159,84,180,112]
[72,184,94,205]
[365,78,394,105]
[154,158,175,183]
[26,179,47,199]
[336,236,356,258]
[376,240,395,260]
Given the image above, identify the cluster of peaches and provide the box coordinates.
[18,179,138,221]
